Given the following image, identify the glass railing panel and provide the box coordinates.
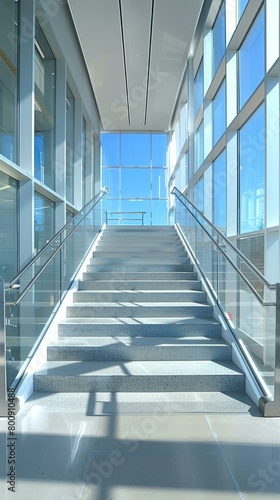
[5,252,61,387]
[4,190,107,390]
[173,188,276,398]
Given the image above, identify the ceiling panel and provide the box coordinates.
[68,0,204,131]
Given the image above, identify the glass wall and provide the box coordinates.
[213,150,226,231]
[0,171,18,281]
[34,21,56,190]
[0,0,18,162]
[101,133,168,225]
[66,84,75,204]
[34,193,55,253]
[239,8,265,109]
[213,80,226,145]
[239,104,265,234]
[195,122,204,171]
[194,61,203,116]
[213,1,226,75]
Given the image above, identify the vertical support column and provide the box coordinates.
[55,59,67,201]
[74,98,82,209]
[19,0,35,174]
[0,277,7,416]
[94,136,101,195]
[261,283,280,417]
[55,60,67,232]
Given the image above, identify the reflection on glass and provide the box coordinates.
[213,150,226,231]
[213,1,226,75]
[239,8,264,109]
[194,178,204,212]
[213,81,226,145]
[238,0,249,20]
[34,192,55,254]
[0,171,18,281]
[82,117,86,205]
[34,21,56,190]
[239,104,265,234]
[195,122,204,171]
[194,61,203,116]
[0,0,18,162]
[66,84,75,203]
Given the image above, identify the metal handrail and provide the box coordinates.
[106,211,146,225]
[0,187,108,416]
[172,187,276,294]
[7,187,109,289]
[172,186,280,417]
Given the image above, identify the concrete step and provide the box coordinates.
[89,256,190,264]
[47,336,231,362]
[94,244,185,253]
[66,302,213,318]
[72,290,207,303]
[33,360,245,393]
[86,263,194,272]
[82,271,198,281]
[24,391,260,414]
[92,250,188,258]
[78,279,202,291]
[58,317,222,337]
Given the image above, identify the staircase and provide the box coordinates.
[33,225,257,413]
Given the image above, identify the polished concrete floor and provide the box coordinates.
[1,392,280,499]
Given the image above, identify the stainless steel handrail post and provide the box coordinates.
[0,276,7,416]
[260,282,280,416]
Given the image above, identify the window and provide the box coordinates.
[238,0,249,20]
[213,80,226,145]
[239,8,265,109]
[213,1,226,75]
[66,84,75,204]
[101,133,167,225]
[194,178,204,212]
[82,117,86,205]
[213,150,226,230]
[34,193,55,253]
[34,21,56,190]
[239,104,265,234]
[194,61,203,116]
[0,171,18,280]
[121,134,150,166]
[101,134,120,166]
[195,122,204,171]
[0,0,18,162]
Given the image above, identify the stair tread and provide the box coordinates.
[35,360,244,377]
[68,301,211,307]
[49,336,228,348]
[60,317,220,325]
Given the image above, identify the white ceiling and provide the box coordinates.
[67,0,204,132]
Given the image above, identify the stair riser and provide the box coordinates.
[78,280,202,291]
[58,323,221,337]
[66,305,213,318]
[92,252,187,259]
[33,374,245,393]
[72,291,207,303]
[95,245,185,253]
[86,264,194,272]
[82,272,197,281]
[47,345,232,362]
[89,257,190,265]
